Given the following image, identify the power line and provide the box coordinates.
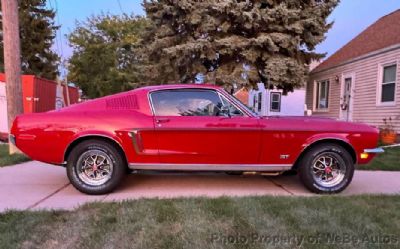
[48,0,61,57]
[116,0,124,14]
[51,0,67,78]
[47,0,64,76]
[54,0,64,59]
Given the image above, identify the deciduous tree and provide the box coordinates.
[67,14,148,98]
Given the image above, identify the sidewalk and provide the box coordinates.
[1,161,400,212]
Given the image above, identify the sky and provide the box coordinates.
[315,0,400,56]
[49,0,400,75]
[47,0,145,76]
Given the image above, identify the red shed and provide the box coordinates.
[0,73,79,113]
[0,74,80,140]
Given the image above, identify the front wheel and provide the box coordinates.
[298,143,354,194]
[67,139,126,195]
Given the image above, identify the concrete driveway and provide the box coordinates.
[1,161,400,212]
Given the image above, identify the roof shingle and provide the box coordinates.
[313,9,400,73]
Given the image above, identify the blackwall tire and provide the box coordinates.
[66,139,126,195]
[298,143,354,194]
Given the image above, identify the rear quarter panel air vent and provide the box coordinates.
[106,94,139,110]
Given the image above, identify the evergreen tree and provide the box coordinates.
[0,0,60,79]
[143,0,338,93]
[67,14,149,98]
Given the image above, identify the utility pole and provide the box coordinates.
[1,0,23,154]
[63,61,70,106]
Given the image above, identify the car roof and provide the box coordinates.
[137,84,222,92]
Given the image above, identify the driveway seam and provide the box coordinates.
[27,183,70,210]
[268,178,295,196]
[100,194,110,203]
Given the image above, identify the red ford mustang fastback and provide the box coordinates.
[10,84,383,195]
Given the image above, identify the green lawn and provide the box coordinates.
[0,144,30,167]
[358,147,400,171]
[1,196,400,249]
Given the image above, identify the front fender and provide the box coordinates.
[303,133,353,149]
[295,133,357,165]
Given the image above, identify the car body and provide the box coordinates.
[10,84,382,194]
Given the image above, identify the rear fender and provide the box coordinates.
[63,130,126,163]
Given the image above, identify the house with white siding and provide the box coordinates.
[247,83,305,116]
[233,84,306,117]
[306,9,400,133]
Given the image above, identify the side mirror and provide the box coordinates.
[220,105,231,117]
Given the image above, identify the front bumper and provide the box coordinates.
[357,147,385,164]
[364,148,385,154]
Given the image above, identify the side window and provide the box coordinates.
[151,90,223,116]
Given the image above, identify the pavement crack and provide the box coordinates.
[268,178,295,196]
[27,183,70,210]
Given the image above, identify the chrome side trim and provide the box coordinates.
[364,148,385,153]
[128,163,292,171]
[147,91,156,116]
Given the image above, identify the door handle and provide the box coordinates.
[155,118,170,124]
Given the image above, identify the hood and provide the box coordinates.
[261,116,378,133]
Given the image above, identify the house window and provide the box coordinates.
[257,92,262,112]
[270,92,281,112]
[316,80,330,109]
[380,64,397,103]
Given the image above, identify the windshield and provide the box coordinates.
[220,89,259,117]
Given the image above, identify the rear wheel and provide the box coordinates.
[298,143,354,194]
[67,139,126,195]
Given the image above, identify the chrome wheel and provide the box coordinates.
[76,150,114,186]
[311,153,346,188]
